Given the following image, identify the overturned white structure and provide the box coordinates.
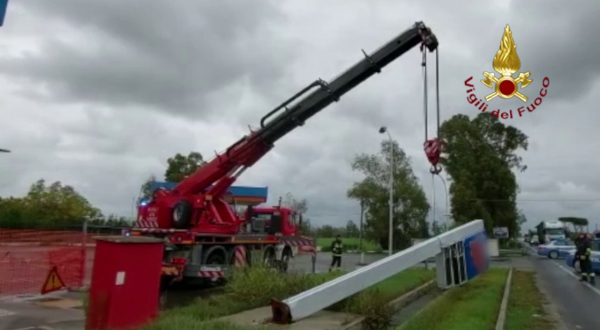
[272,220,488,323]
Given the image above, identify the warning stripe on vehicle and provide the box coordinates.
[198,271,225,278]
[135,220,159,228]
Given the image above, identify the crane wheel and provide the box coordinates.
[172,200,192,229]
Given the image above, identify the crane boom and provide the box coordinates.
[140,21,438,233]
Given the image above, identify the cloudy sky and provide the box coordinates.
[1,0,599,232]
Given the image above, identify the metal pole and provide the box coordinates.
[359,200,366,265]
[359,200,364,251]
[378,126,394,256]
[388,133,394,256]
[81,219,88,289]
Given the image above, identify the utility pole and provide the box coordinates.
[358,199,367,265]
[379,126,394,256]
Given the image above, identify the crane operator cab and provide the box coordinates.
[243,206,298,236]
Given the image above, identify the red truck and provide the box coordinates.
[130,21,438,285]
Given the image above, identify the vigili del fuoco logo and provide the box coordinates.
[464,25,549,119]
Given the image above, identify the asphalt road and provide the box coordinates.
[528,250,600,329]
[288,252,389,274]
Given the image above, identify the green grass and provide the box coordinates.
[330,267,435,330]
[147,266,434,330]
[145,319,265,330]
[317,237,382,253]
[398,268,508,330]
[505,271,555,330]
[145,267,342,330]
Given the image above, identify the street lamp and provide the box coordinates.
[0,148,10,153]
[379,126,394,256]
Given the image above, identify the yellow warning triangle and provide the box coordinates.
[41,266,66,294]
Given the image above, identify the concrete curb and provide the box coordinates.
[495,267,513,330]
[342,280,436,330]
[387,280,435,311]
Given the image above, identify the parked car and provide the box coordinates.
[537,239,575,259]
[565,239,600,274]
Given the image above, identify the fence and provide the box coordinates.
[0,226,122,296]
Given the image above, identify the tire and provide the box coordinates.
[172,200,192,229]
[548,250,559,259]
[203,246,227,265]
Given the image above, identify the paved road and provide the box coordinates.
[288,252,389,274]
[527,249,600,330]
[0,291,84,330]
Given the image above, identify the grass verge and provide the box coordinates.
[398,268,508,330]
[330,267,435,330]
[145,267,341,329]
[505,271,555,330]
[146,319,265,330]
[317,237,382,253]
[147,266,434,330]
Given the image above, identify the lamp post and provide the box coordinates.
[358,199,367,265]
[379,126,394,256]
[0,148,10,153]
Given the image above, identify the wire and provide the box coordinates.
[431,173,436,223]
[435,48,440,136]
[422,47,428,141]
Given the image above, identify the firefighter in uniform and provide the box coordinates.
[578,234,595,284]
[329,235,343,271]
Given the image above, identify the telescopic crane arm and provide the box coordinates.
[146,22,438,232]
[174,21,437,197]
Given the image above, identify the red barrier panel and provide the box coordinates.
[0,228,88,296]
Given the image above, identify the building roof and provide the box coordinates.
[142,181,268,206]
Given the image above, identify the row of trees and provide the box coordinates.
[2,113,528,239]
[343,113,528,249]
[0,179,130,229]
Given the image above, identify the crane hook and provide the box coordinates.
[422,46,444,174]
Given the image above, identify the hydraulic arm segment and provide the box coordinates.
[138,22,438,234]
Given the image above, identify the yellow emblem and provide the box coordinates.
[481,25,532,102]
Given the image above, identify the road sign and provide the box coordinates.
[0,0,8,27]
[493,227,509,239]
[41,266,66,294]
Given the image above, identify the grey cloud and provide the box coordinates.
[0,0,294,117]
[2,0,600,230]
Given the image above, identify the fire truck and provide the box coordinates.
[130,21,438,284]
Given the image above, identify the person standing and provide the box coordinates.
[329,235,343,271]
[578,234,595,284]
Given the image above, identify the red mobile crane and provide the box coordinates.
[132,21,438,282]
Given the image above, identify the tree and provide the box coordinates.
[281,192,311,234]
[345,220,359,238]
[0,179,102,228]
[164,152,206,182]
[282,192,308,214]
[348,140,430,250]
[316,225,335,238]
[559,217,588,234]
[439,113,528,235]
[140,174,157,198]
